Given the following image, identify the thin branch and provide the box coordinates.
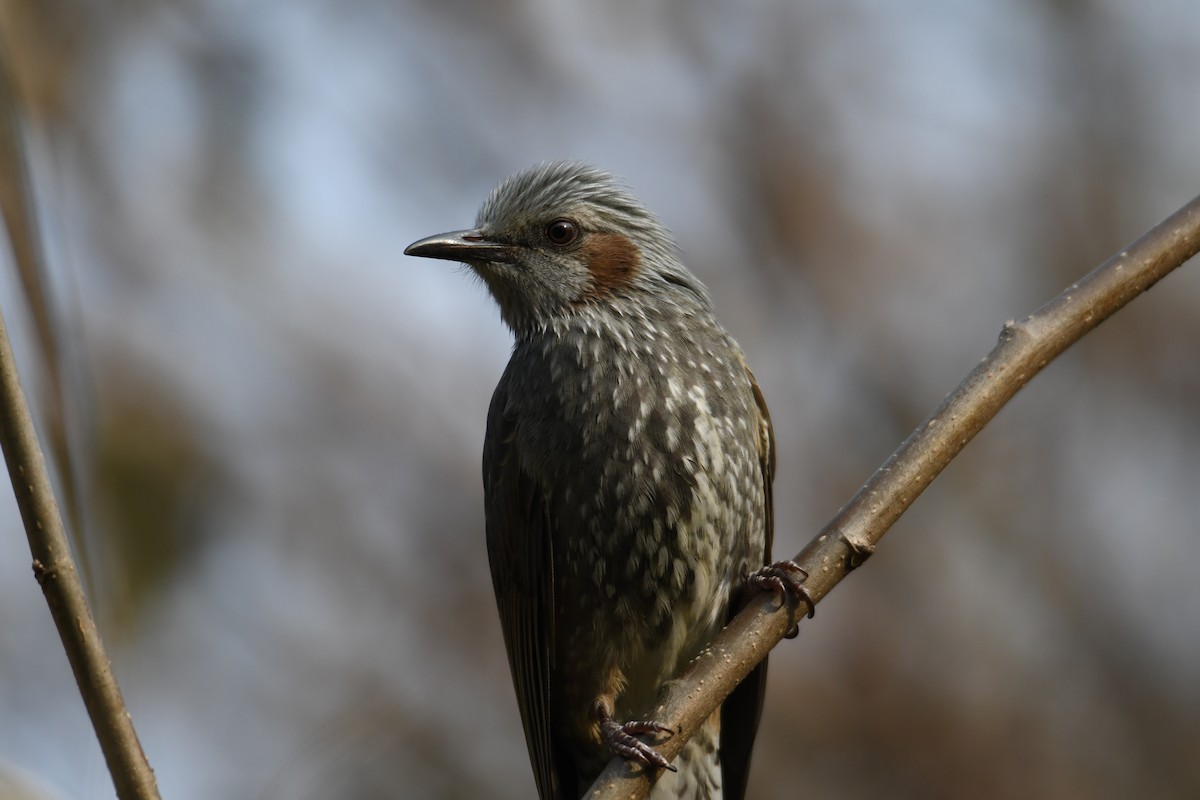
[587,192,1200,799]
[0,40,161,800]
[0,309,161,800]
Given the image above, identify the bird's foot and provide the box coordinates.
[749,559,815,638]
[595,701,676,773]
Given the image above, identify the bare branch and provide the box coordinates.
[0,314,162,800]
[587,192,1200,799]
[0,40,161,800]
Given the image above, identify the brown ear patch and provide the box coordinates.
[580,232,640,299]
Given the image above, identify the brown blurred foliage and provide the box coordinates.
[0,1,1198,798]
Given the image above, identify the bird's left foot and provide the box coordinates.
[595,701,677,773]
[749,560,815,638]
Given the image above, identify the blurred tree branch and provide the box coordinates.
[588,192,1200,800]
[0,39,161,800]
[0,13,83,558]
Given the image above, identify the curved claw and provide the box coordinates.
[749,559,816,620]
[597,708,677,773]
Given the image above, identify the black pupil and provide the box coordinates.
[548,220,574,244]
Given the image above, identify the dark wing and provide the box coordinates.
[720,363,776,800]
[483,381,571,800]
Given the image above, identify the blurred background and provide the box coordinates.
[1,1,1199,798]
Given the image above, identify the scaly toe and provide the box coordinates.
[600,718,676,773]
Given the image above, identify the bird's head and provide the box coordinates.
[405,162,709,335]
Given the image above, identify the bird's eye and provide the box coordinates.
[545,219,579,246]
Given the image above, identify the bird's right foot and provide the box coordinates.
[749,559,815,638]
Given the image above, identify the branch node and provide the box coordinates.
[842,534,875,569]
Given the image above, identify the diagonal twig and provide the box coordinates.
[587,192,1200,799]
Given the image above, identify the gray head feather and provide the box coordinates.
[483,161,709,297]
[478,162,675,263]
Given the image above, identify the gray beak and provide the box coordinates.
[404,229,517,263]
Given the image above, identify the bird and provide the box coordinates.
[405,162,811,800]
